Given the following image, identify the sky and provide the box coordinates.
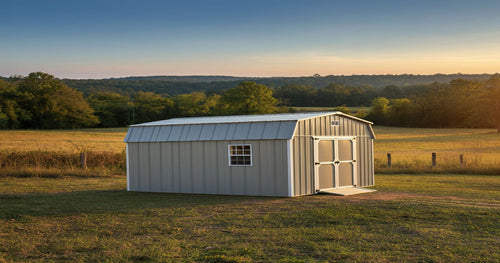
[1,0,499,79]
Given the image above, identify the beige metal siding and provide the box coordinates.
[292,115,374,196]
[126,140,290,196]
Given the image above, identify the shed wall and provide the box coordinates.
[127,140,290,196]
[292,115,374,196]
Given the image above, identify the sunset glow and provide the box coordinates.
[1,0,499,79]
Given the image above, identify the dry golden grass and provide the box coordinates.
[373,126,500,174]
[0,128,127,153]
[0,126,498,176]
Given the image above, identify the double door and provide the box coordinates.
[314,137,357,191]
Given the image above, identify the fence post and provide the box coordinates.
[387,153,392,168]
[80,152,87,170]
[460,154,464,167]
[432,152,436,168]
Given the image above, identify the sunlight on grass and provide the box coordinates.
[373,126,500,174]
[0,175,498,262]
[0,128,127,153]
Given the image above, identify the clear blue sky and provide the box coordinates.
[1,0,499,79]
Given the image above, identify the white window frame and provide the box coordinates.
[228,144,253,166]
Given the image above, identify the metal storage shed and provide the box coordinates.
[124,112,375,197]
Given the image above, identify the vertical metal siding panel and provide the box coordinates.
[160,142,173,192]
[360,130,366,186]
[149,143,162,192]
[138,143,150,191]
[217,141,231,195]
[191,142,205,193]
[304,123,311,195]
[171,142,181,192]
[178,142,192,193]
[359,137,366,186]
[304,122,312,195]
[299,121,307,195]
[128,143,140,190]
[333,115,339,136]
[275,140,289,196]
[261,140,275,196]
[370,138,375,186]
[245,141,260,195]
[293,136,301,196]
[204,141,218,194]
[366,137,371,186]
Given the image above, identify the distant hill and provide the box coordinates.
[3,73,496,96]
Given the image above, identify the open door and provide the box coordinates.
[314,137,357,192]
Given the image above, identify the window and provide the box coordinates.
[228,144,252,166]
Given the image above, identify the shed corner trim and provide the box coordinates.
[287,139,294,197]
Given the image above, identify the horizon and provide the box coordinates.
[2,72,499,81]
[2,0,500,79]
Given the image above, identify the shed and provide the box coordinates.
[124,112,375,197]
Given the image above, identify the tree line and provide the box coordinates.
[61,73,494,96]
[365,76,500,131]
[1,72,498,131]
[0,72,282,129]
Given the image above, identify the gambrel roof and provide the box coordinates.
[124,112,374,142]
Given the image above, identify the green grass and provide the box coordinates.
[0,175,498,262]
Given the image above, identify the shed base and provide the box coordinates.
[318,187,376,196]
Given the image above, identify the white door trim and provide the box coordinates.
[313,136,357,192]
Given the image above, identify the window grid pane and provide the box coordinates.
[229,145,252,166]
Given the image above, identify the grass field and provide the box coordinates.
[0,174,498,262]
[0,128,127,153]
[0,127,498,261]
[1,126,498,176]
[374,127,500,174]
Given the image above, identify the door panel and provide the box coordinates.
[338,163,353,187]
[318,140,334,163]
[338,140,353,161]
[318,164,334,189]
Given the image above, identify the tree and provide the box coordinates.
[483,74,500,132]
[16,72,98,129]
[132,91,174,123]
[273,84,317,106]
[173,92,220,117]
[87,92,132,127]
[387,98,415,126]
[217,82,279,115]
[366,97,390,125]
[333,105,351,114]
[316,83,349,107]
